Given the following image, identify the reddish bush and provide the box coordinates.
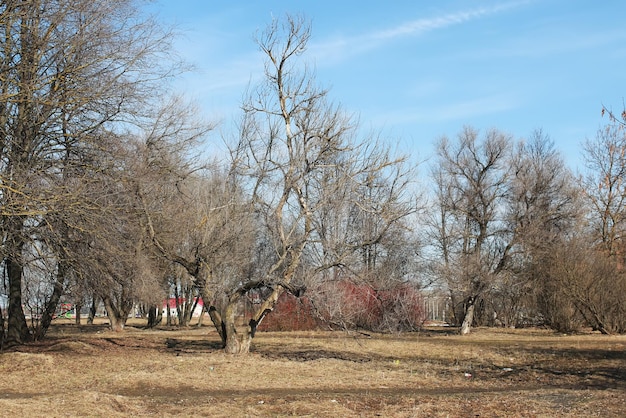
[331,281,426,332]
[259,280,426,333]
[259,280,426,332]
[257,293,320,331]
[377,283,426,332]
[333,281,382,329]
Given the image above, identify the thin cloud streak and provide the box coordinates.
[372,5,506,41]
[310,1,528,63]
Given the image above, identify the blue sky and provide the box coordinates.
[147,0,626,170]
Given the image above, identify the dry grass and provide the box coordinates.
[1,320,625,417]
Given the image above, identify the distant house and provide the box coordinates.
[162,297,205,318]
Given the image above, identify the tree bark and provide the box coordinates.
[460,297,476,335]
[195,305,206,327]
[147,305,162,328]
[0,305,4,348]
[102,296,130,332]
[222,301,252,354]
[5,254,30,346]
[207,286,285,354]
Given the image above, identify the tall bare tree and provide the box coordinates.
[205,15,418,352]
[501,130,579,328]
[430,127,511,334]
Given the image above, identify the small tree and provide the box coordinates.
[545,237,626,334]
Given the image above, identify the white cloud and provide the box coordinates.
[309,1,528,64]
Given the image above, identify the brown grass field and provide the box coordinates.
[0,319,625,417]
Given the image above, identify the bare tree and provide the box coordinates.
[568,120,626,333]
[0,0,184,344]
[304,155,422,333]
[430,127,511,334]
[546,236,626,334]
[202,15,419,352]
[142,166,257,348]
[503,130,580,328]
[581,123,626,257]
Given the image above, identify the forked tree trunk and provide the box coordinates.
[224,325,252,354]
[207,287,284,354]
[102,297,131,332]
[223,299,255,354]
[108,314,126,332]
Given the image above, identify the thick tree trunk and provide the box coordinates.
[5,255,30,346]
[208,287,284,354]
[102,297,130,332]
[460,297,476,335]
[147,305,162,328]
[224,325,252,354]
[108,314,125,332]
[223,301,253,354]
[205,304,252,354]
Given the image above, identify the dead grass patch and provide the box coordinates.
[0,324,624,417]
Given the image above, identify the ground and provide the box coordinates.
[0,320,624,417]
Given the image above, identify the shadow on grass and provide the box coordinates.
[504,346,626,390]
[164,338,224,353]
[116,382,601,401]
[258,348,373,362]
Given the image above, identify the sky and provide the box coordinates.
[146,0,626,170]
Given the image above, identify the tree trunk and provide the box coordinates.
[196,305,206,327]
[147,305,162,328]
[5,255,30,346]
[224,329,252,354]
[207,287,284,354]
[223,300,253,354]
[166,302,173,326]
[0,305,4,348]
[102,297,129,332]
[108,314,125,332]
[205,303,252,354]
[34,263,66,340]
[460,297,476,335]
[87,297,97,324]
[75,302,82,325]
